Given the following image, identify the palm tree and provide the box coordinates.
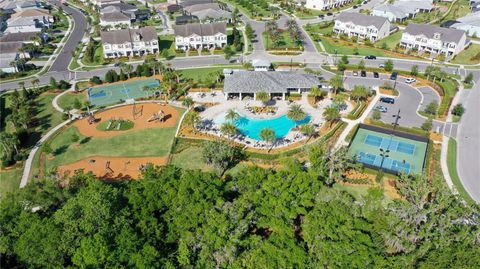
[329,74,344,96]
[183,111,201,133]
[309,86,324,103]
[256,91,270,106]
[323,105,340,127]
[299,123,316,144]
[31,78,40,93]
[225,109,240,123]
[182,96,194,108]
[220,122,238,140]
[324,147,355,187]
[259,128,276,152]
[287,104,306,125]
[120,62,133,79]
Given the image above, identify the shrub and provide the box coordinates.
[90,76,102,84]
[424,101,438,115]
[421,118,433,131]
[451,103,465,116]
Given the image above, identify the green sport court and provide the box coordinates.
[87,78,160,106]
[348,125,428,174]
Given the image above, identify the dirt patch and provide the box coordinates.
[57,156,168,180]
[75,103,180,138]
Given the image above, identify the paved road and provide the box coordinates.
[48,0,88,72]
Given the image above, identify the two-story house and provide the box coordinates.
[5,8,53,33]
[333,12,391,42]
[173,22,226,51]
[305,0,352,10]
[100,26,159,58]
[400,23,467,57]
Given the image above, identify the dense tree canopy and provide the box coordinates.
[1,150,479,268]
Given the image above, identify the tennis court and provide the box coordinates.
[87,78,160,106]
[348,127,428,174]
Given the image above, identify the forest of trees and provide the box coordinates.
[1,142,479,268]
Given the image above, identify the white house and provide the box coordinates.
[450,11,480,37]
[372,1,435,22]
[173,22,227,51]
[100,11,131,29]
[333,12,391,42]
[0,0,38,13]
[101,26,159,58]
[5,8,53,33]
[305,0,352,10]
[400,23,467,57]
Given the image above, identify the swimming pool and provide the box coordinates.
[215,113,311,140]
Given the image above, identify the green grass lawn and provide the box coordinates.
[439,0,472,24]
[436,78,458,116]
[262,31,302,50]
[0,167,22,200]
[321,37,390,57]
[35,93,64,135]
[447,138,475,203]
[375,31,402,50]
[57,92,88,110]
[170,146,214,171]
[178,66,242,82]
[451,44,480,65]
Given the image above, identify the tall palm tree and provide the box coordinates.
[220,122,238,140]
[323,105,340,127]
[299,123,316,144]
[256,91,270,106]
[259,128,276,152]
[182,96,194,108]
[324,147,354,187]
[31,78,40,93]
[329,74,344,95]
[309,86,324,103]
[120,62,133,79]
[225,109,240,123]
[287,104,306,124]
[183,111,201,133]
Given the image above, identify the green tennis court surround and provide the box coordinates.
[348,125,428,174]
[88,78,160,106]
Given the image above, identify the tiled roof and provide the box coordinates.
[11,8,51,18]
[100,11,131,22]
[404,23,466,43]
[173,22,226,37]
[0,32,37,42]
[100,26,158,44]
[336,12,389,29]
[224,71,320,93]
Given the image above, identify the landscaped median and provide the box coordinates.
[447,138,475,204]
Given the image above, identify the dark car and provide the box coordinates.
[327,12,333,16]
[373,72,379,78]
[318,14,325,18]
[390,72,398,80]
[353,5,358,8]
[380,97,395,104]
[365,55,376,60]
[361,70,367,77]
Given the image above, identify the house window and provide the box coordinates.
[433,33,441,39]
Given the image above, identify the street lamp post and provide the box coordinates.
[379,109,401,171]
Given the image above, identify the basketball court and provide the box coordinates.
[87,78,160,106]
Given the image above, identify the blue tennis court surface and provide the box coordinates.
[349,127,428,174]
[88,78,160,106]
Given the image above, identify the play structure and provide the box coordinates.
[132,103,143,120]
[147,110,166,123]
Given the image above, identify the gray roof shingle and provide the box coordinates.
[100,11,131,22]
[404,23,466,43]
[336,12,388,29]
[173,22,226,37]
[100,26,157,44]
[0,32,37,42]
[224,71,320,93]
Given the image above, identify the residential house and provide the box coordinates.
[91,0,122,7]
[223,71,321,100]
[400,23,467,56]
[0,0,38,14]
[175,14,199,25]
[0,31,38,43]
[372,0,435,22]
[100,26,159,58]
[305,0,352,11]
[101,2,150,21]
[173,22,226,50]
[450,11,480,37]
[100,11,131,28]
[0,42,29,73]
[183,3,231,22]
[333,12,391,41]
[5,8,53,33]
[180,0,213,8]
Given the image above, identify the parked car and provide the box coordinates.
[353,5,358,8]
[375,105,388,113]
[353,70,358,76]
[379,63,385,68]
[365,55,376,60]
[361,70,367,77]
[327,12,333,16]
[114,62,121,67]
[373,72,379,78]
[380,97,395,104]
[405,77,416,84]
[318,14,325,18]
[390,72,398,80]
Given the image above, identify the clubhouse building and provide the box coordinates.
[223,70,322,100]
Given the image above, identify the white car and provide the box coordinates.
[379,63,385,68]
[405,77,416,84]
[353,70,358,76]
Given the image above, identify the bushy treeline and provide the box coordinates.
[1,160,479,268]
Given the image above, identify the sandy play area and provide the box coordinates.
[75,103,180,138]
[57,156,168,179]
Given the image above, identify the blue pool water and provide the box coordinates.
[215,113,311,140]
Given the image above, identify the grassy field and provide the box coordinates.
[321,37,391,57]
[447,138,475,203]
[178,66,242,81]
[170,146,214,171]
[439,0,472,24]
[451,44,480,65]
[375,31,403,50]
[0,167,22,199]
[262,31,302,50]
[34,93,65,135]
[57,92,88,110]
[436,78,458,116]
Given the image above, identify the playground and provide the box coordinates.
[74,103,180,138]
[57,156,168,179]
[87,78,160,106]
[348,125,428,174]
